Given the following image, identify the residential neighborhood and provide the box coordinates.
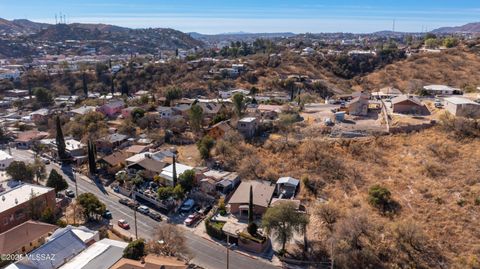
[0,2,480,269]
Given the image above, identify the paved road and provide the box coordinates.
[11,149,280,269]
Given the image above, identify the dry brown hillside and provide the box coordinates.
[214,127,480,268]
[355,49,480,92]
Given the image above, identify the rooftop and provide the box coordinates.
[0,150,13,161]
[444,97,479,105]
[160,163,194,180]
[0,183,53,213]
[228,180,275,208]
[59,239,127,269]
[0,221,57,254]
[238,117,257,123]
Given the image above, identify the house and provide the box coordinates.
[97,99,125,117]
[111,254,187,269]
[156,106,175,119]
[199,170,239,195]
[423,85,462,96]
[218,88,249,99]
[372,87,402,99]
[347,92,369,116]
[207,121,233,140]
[0,183,56,233]
[5,226,96,269]
[257,104,283,119]
[29,108,50,123]
[99,150,130,174]
[58,239,127,269]
[237,117,257,138]
[159,162,194,186]
[14,130,49,149]
[5,89,29,98]
[50,225,99,245]
[197,102,226,121]
[228,180,275,216]
[391,95,430,115]
[69,105,97,117]
[172,103,191,117]
[0,221,56,255]
[125,145,150,156]
[121,107,138,118]
[0,150,14,170]
[275,177,300,199]
[97,133,129,153]
[444,97,480,118]
[127,158,167,179]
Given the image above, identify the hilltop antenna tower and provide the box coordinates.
[55,14,57,24]
[64,15,66,24]
[392,19,396,33]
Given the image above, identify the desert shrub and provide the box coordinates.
[426,143,459,161]
[368,185,400,214]
[440,114,480,139]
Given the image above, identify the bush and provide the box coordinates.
[368,185,399,214]
[247,222,258,236]
[123,239,145,260]
[205,218,226,240]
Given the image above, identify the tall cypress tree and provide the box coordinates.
[87,140,97,175]
[248,185,254,224]
[55,116,67,161]
[82,72,88,97]
[172,155,177,187]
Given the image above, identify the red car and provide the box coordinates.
[184,213,201,226]
[118,219,130,229]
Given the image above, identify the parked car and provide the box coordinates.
[148,211,162,221]
[198,205,212,216]
[103,210,112,219]
[112,185,120,193]
[434,101,443,108]
[137,205,150,214]
[119,198,130,206]
[127,200,139,209]
[65,190,75,198]
[118,219,130,229]
[184,213,201,226]
[180,199,195,212]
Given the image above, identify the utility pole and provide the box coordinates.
[133,187,138,239]
[226,234,230,269]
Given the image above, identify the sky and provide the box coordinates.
[1,0,480,34]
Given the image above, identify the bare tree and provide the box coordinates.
[315,203,340,232]
[149,224,190,259]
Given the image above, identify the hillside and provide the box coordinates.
[432,22,480,33]
[0,18,49,34]
[31,24,204,50]
[354,49,480,92]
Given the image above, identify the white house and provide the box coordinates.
[0,150,13,170]
[159,162,194,186]
[423,85,461,96]
[444,97,480,118]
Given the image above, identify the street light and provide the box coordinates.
[226,234,236,269]
[133,186,138,240]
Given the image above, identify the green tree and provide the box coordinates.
[368,185,397,213]
[123,239,145,260]
[87,140,97,175]
[33,87,54,107]
[178,169,195,192]
[165,87,182,106]
[443,37,458,48]
[425,38,438,49]
[262,201,309,253]
[196,135,215,160]
[32,157,47,182]
[46,169,68,193]
[77,193,106,220]
[40,207,56,224]
[247,185,257,235]
[232,93,245,117]
[157,186,174,200]
[55,116,68,161]
[6,161,34,182]
[130,108,145,122]
[188,104,204,133]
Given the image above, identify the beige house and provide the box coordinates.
[0,221,56,254]
[444,97,480,118]
[228,180,275,216]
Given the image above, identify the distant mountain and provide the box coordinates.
[31,23,204,50]
[432,22,480,33]
[190,32,296,45]
[0,18,49,34]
